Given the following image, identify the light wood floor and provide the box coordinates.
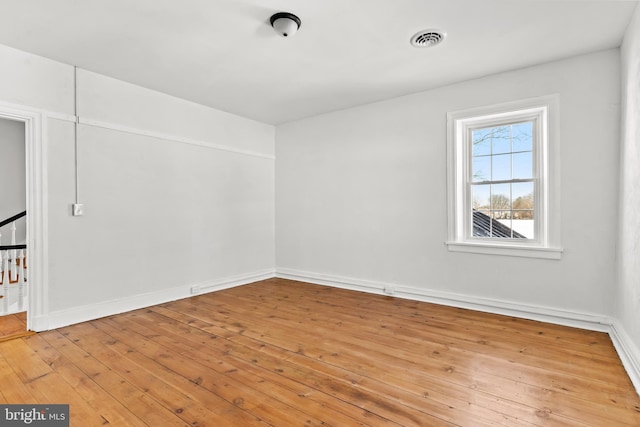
[0,278,638,426]
[0,311,30,342]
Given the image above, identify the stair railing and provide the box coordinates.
[0,211,27,313]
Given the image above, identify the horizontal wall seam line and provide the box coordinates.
[78,117,276,160]
[0,99,275,160]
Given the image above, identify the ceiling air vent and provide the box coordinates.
[410,30,446,48]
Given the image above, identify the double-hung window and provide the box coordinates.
[446,96,562,259]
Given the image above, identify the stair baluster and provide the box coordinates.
[1,252,7,314]
[9,222,17,282]
[17,249,25,311]
[1,251,7,287]
[22,249,27,283]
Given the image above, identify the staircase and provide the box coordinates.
[0,211,27,315]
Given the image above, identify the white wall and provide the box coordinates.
[616,4,640,390]
[0,118,26,243]
[0,44,73,114]
[276,49,620,320]
[0,44,275,326]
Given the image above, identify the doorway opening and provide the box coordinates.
[0,106,46,335]
[0,117,30,339]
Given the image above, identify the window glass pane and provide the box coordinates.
[492,153,511,181]
[512,152,533,179]
[472,128,492,156]
[492,210,512,220]
[472,156,490,182]
[491,183,510,210]
[472,184,490,210]
[491,126,511,154]
[472,209,491,237]
[512,121,533,153]
[511,210,534,238]
[512,181,534,239]
[513,210,534,220]
[491,211,513,238]
[512,182,534,209]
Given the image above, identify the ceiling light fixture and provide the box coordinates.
[270,12,301,37]
[410,30,446,48]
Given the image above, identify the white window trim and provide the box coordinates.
[446,95,562,259]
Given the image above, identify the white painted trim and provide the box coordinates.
[609,320,640,396]
[276,268,610,331]
[46,269,275,330]
[0,99,75,123]
[78,117,276,160]
[446,95,562,257]
[0,106,49,332]
[446,241,563,259]
[43,112,76,123]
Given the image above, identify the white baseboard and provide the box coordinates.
[609,320,640,396]
[276,268,611,331]
[29,314,50,332]
[45,269,275,330]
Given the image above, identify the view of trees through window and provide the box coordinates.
[471,121,534,239]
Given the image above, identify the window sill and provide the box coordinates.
[445,241,563,260]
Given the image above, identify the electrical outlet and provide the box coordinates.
[191,285,200,295]
[72,203,84,216]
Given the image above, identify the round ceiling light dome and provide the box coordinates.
[410,30,446,48]
[270,12,301,37]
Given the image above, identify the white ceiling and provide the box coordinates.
[0,0,636,124]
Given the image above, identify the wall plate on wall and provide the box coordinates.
[72,203,84,216]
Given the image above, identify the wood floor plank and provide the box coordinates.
[155,300,504,423]
[205,289,627,385]
[177,290,628,401]
[148,304,432,427]
[1,336,110,425]
[0,312,30,342]
[228,281,619,360]
[24,369,111,426]
[180,280,635,425]
[165,295,595,426]
[237,284,621,364]
[162,300,576,425]
[0,336,54,383]
[22,333,149,427]
[211,289,632,410]
[119,308,409,427]
[0,278,638,426]
[218,282,636,393]
[96,312,413,427]
[42,328,190,427]
[88,317,317,427]
[61,321,262,427]
[0,351,37,403]
[234,280,619,359]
